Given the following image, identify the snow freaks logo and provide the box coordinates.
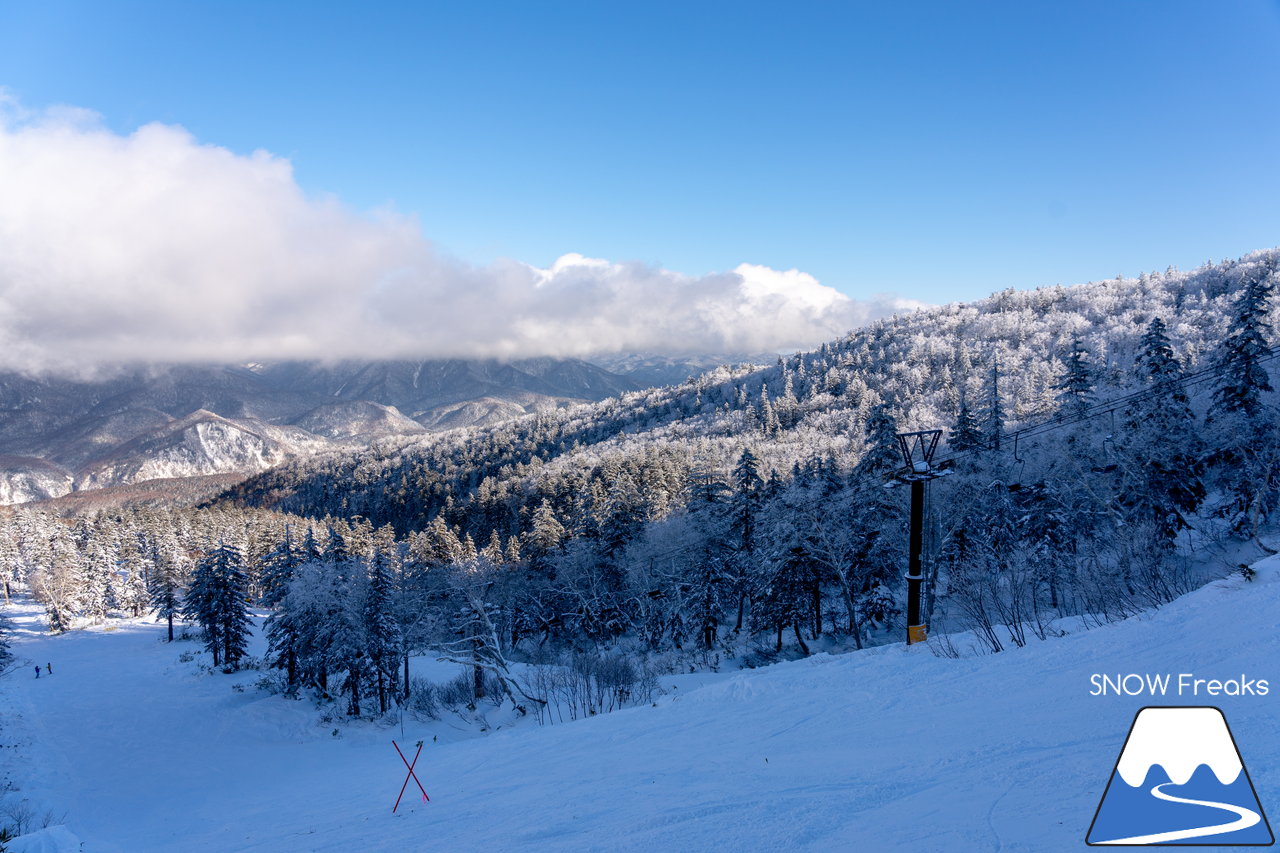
[1086,707,1274,846]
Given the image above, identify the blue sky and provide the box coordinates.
[1,0,1278,310]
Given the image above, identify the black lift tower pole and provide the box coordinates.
[895,430,943,645]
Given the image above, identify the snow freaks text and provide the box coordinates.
[1090,674,1270,697]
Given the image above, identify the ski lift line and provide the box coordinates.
[1022,348,1280,436]
[1024,344,1280,433]
[940,345,1280,465]
[933,340,1280,468]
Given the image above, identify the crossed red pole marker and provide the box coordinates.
[392,740,430,813]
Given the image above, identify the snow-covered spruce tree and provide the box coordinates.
[0,523,21,606]
[261,527,305,688]
[327,563,371,717]
[844,405,906,644]
[1208,257,1276,422]
[259,525,301,607]
[690,549,728,650]
[858,403,903,474]
[725,448,763,632]
[117,556,151,618]
[1117,317,1205,546]
[948,392,986,453]
[1016,479,1075,612]
[313,550,373,714]
[1054,337,1095,419]
[77,543,113,623]
[523,499,564,575]
[184,542,252,669]
[274,558,334,696]
[363,551,402,715]
[984,356,1006,450]
[148,544,184,642]
[1205,257,1279,538]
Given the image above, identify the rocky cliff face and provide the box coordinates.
[0,455,74,504]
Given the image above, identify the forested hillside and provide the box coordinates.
[223,250,1278,541]
[3,250,1277,721]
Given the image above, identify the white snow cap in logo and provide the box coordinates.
[1116,707,1243,787]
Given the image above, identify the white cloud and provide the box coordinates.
[0,99,923,375]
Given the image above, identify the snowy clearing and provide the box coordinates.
[3,559,1279,852]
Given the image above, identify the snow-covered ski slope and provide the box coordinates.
[3,559,1279,852]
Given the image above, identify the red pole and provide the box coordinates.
[392,741,429,812]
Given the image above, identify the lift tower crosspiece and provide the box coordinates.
[895,429,945,645]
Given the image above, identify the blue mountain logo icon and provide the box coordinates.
[1087,706,1274,846]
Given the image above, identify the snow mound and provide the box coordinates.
[7,825,83,853]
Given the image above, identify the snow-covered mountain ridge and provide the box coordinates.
[0,356,706,506]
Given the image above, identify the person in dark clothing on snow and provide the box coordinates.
[34,665,40,678]
[46,663,51,675]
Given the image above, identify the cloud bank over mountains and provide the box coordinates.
[0,98,922,375]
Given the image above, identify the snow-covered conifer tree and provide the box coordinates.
[148,544,185,642]
[364,551,402,714]
[1208,258,1276,422]
[1055,338,1095,419]
[1205,258,1279,537]
[184,542,252,668]
[726,448,763,631]
[949,392,986,453]
[1118,317,1205,544]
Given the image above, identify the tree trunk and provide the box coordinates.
[350,670,361,717]
[403,652,411,700]
[836,576,863,650]
[793,621,811,656]
[378,668,387,715]
[811,580,822,637]
[167,612,174,642]
[472,637,485,701]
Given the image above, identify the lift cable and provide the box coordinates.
[930,340,1280,470]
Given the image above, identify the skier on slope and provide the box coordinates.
[34,665,40,678]
[46,663,52,675]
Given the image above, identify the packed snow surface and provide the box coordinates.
[2,558,1279,852]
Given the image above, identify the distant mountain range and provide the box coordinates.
[0,354,769,505]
